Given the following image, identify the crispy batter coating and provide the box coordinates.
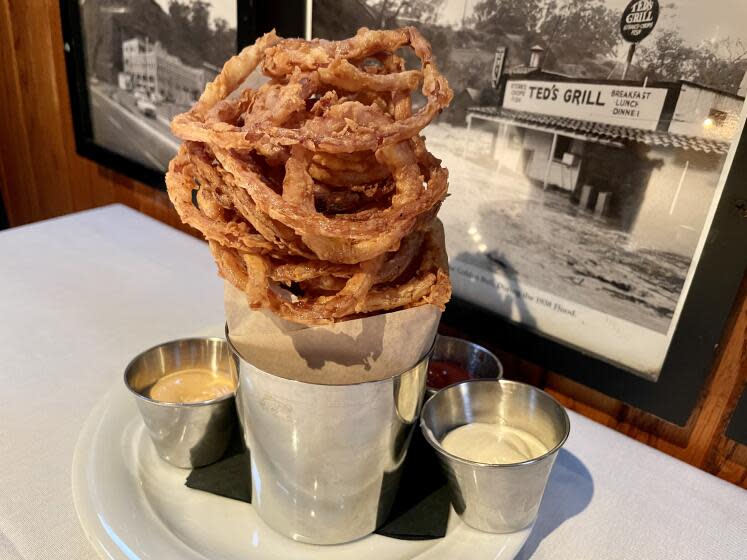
[166,28,453,324]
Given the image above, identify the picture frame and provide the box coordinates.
[0,194,8,230]
[59,0,254,189]
[726,388,747,446]
[249,0,747,425]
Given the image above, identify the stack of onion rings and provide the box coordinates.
[166,27,453,324]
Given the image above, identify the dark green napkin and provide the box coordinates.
[185,428,450,540]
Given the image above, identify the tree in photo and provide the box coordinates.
[538,0,620,66]
[166,0,236,69]
[637,29,747,94]
[471,0,620,75]
[472,0,546,39]
[369,0,445,27]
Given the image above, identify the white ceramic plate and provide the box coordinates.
[72,382,531,559]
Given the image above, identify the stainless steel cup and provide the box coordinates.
[427,334,503,396]
[124,337,237,468]
[420,379,570,533]
[227,330,431,545]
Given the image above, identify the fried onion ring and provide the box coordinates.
[166,28,452,324]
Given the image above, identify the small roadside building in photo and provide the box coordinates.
[465,48,743,258]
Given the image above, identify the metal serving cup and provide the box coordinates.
[420,379,570,533]
[124,337,237,469]
[427,334,503,396]
[227,328,431,545]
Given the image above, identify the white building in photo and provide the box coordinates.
[121,37,215,105]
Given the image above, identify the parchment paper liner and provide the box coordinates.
[224,283,440,385]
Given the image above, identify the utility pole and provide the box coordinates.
[145,36,150,94]
[153,42,159,99]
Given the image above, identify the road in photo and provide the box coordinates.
[428,122,689,334]
[89,84,180,171]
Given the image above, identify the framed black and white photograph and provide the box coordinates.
[285,0,747,423]
[60,0,245,187]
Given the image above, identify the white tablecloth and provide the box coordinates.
[1,205,745,559]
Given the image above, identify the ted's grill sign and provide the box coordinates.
[503,80,668,130]
[620,0,659,43]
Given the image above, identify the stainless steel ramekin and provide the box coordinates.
[427,334,503,396]
[421,379,570,533]
[124,337,237,469]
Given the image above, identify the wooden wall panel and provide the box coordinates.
[548,276,746,485]
[1,0,745,488]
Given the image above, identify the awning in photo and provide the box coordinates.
[468,106,731,155]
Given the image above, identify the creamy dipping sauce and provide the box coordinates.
[148,369,235,404]
[441,422,548,464]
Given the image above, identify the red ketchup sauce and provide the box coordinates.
[427,360,473,389]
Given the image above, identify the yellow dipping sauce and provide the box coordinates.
[148,369,235,404]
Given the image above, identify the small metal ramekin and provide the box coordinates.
[124,337,237,469]
[421,379,570,533]
[426,334,503,397]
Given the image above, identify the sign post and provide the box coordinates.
[622,44,636,81]
[491,46,507,90]
[620,0,659,80]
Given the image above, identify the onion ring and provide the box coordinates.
[166,28,453,324]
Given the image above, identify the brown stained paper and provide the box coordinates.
[224,283,440,384]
